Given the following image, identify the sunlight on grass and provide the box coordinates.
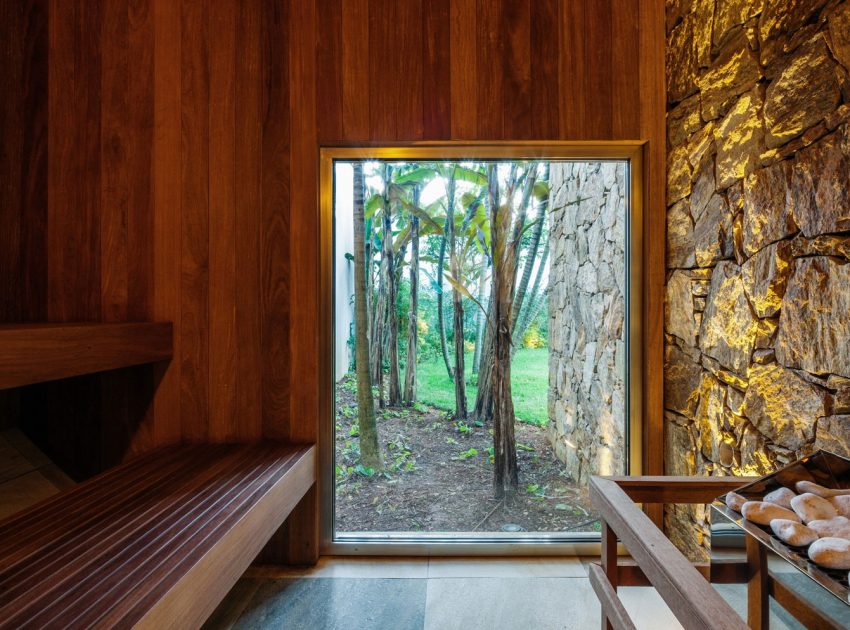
[417,348,549,426]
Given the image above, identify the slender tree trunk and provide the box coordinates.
[370,270,385,402]
[446,172,467,419]
[472,259,489,376]
[472,301,495,422]
[512,240,549,356]
[403,210,420,405]
[436,221,453,380]
[488,164,518,499]
[471,165,536,423]
[352,163,382,470]
[511,165,548,332]
[383,167,402,406]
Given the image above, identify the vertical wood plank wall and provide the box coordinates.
[0,0,666,557]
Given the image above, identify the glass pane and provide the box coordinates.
[332,159,629,538]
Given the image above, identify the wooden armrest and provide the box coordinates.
[603,476,760,504]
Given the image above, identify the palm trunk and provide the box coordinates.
[403,211,420,405]
[512,239,549,355]
[472,260,489,376]
[511,164,548,332]
[446,172,467,419]
[383,167,402,406]
[436,220,453,380]
[352,163,382,471]
[488,164,518,499]
[472,301,495,422]
[370,277,385,402]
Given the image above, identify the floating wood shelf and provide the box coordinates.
[0,322,173,390]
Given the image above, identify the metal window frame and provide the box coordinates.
[318,142,645,556]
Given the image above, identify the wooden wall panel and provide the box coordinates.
[152,0,183,446]
[179,0,211,443]
[235,0,264,442]
[1,0,666,552]
[260,0,292,440]
[423,0,451,140]
[208,0,238,441]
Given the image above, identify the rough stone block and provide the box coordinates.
[665,343,703,418]
[667,199,696,268]
[792,125,850,238]
[742,160,797,256]
[666,270,699,346]
[714,87,766,189]
[777,256,850,379]
[693,193,734,267]
[743,363,832,450]
[815,415,850,457]
[699,33,762,120]
[764,36,844,148]
[699,262,760,374]
[741,240,793,318]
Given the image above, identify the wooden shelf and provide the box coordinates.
[0,322,172,390]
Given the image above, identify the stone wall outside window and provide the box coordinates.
[547,162,627,485]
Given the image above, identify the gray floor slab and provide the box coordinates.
[227,578,427,630]
[424,577,599,630]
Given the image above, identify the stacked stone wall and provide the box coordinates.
[547,162,627,484]
[665,0,850,559]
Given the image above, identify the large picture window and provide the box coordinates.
[319,145,643,553]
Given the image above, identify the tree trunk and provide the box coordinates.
[403,207,420,405]
[472,166,536,423]
[446,172,467,420]
[383,166,402,406]
[511,164,548,332]
[488,164,518,499]
[370,266,385,404]
[472,300,495,422]
[352,163,382,471]
[436,220,453,381]
[512,239,549,356]
[472,258,489,376]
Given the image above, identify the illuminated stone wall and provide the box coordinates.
[665,0,850,559]
[547,162,627,484]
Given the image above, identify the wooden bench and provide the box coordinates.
[0,442,315,629]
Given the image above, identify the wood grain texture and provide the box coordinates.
[208,0,238,441]
[0,443,315,629]
[449,0,477,139]
[588,563,636,630]
[0,323,172,390]
[235,0,264,441]
[423,0,451,140]
[604,476,759,504]
[638,0,666,518]
[1,0,668,562]
[288,0,318,442]
[180,0,211,442]
[590,476,747,630]
[341,0,369,140]
[261,0,292,440]
[152,0,183,447]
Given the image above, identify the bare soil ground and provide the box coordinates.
[334,376,598,534]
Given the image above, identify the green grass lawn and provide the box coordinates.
[416,347,549,426]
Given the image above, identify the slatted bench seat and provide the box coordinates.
[0,442,315,630]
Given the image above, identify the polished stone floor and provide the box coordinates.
[205,556,802,629]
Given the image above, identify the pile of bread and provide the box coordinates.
[726,480,850,571]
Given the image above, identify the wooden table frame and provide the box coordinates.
[589,476,846,630]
